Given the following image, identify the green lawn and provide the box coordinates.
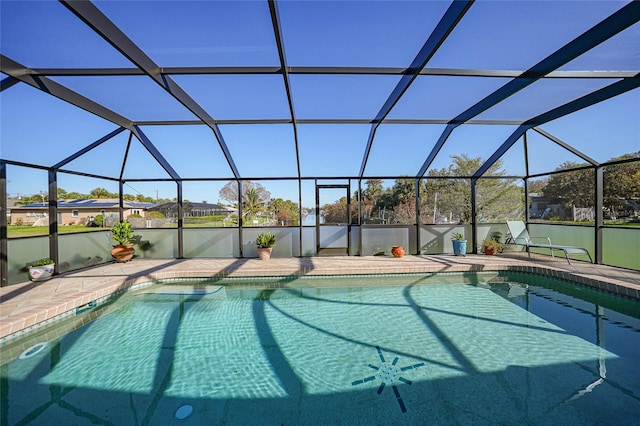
[7,225,108,238]
[532,220,640,228]
[606,221,640,228]
[9,221,638,238]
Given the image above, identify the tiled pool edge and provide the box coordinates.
[1,262,638,346]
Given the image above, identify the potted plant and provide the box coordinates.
[110,220,135,262]
[451,232,467,256]
[483,238,503,255]
[256,232,276,260]
[28,258,55,281]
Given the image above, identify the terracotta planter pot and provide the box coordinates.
[111,244,135,262]
[258,247,273,260]
[484,247,496,255]
[391,245,405,258]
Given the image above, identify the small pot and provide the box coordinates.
[28,264,54,282]
[258,247,273,260]
[111,244,135,262]
[451,239,467,256]
[391,246,405,258]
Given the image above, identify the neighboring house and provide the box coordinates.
[148,202,236,219]
[5,197,21,224]
[10,199,157,226]
[528,194,566,219]
[529,194,640,221]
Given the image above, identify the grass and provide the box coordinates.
[8,225,107,238]
[606,221,640,228]
[532,220,640,228]
[9,220,639,238]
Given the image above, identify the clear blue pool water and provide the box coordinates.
[1,272,639,425]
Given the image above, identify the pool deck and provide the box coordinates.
[1,253,639,344]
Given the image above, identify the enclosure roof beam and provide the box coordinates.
[269,0,301,178]
[526,75,640,126]
[449,1,640,126]
[132,119,526,126]
[60,0,240,179]
[26,66,637,79]
[0,76,20,91]
[53,127,127,169]
[474,76,640,178]
[0,55,133,129]
[418,1,640,177]
[358,0,474,177]
[531,127,599,167]
[131,126,182,181]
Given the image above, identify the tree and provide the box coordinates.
[65,192,83,199]
[219,181,271,223]
[422,154,481,223]
[219,181,271,207]
[363,179,382,201]
[542,162,594,210]
[269,198,299,226]
[138,195,156,203]
[16,191,50,205]
[603,153,640,219]
[376,178,422,224]
[322,157,520,225]
[90,187,113,198]
[243,187,267,222]
[476,177,524,222]
[361,179,383,221]
[423,177,468,223]
[322,197,349,224]
[527,177,547,193]
[422,154,520,223]
[219,181,240,205]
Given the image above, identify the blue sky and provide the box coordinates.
[1,0,639,204]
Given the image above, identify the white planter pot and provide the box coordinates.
[28,264,55,282]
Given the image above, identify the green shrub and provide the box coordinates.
[255,232,276,248]
[31,258,54,267]
[111,221,134,245]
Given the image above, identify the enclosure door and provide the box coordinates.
[316,185,350,256]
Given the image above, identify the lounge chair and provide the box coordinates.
[505,221,593,264]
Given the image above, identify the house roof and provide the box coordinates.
[14,199,157,209]
[152,202,236,212]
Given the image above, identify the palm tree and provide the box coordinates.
[243,187,266,223]
[90,187,111,198]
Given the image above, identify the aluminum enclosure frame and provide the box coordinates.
[1,1,639,285]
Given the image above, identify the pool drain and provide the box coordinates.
[19,342,49,360]
[175,404,193,421]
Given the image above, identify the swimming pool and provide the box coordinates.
[1,272,639,424]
